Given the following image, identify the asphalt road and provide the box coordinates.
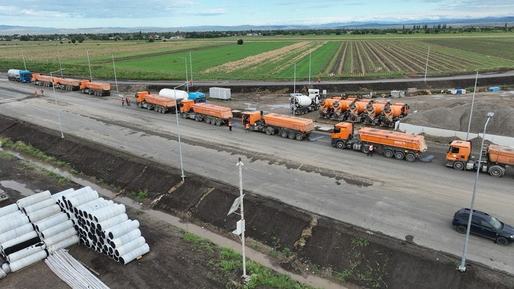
[1,79,514,274]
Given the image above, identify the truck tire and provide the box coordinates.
[288,131,296,139]
[497,236,509,246]
[488,165,505,177]
[394,151,405,160]
[384,149,394,158]
[335,140,346,149]
[265,127,274,135]
[453,161,465,170]
[405,153,416,162]
[295,133,304,141]
[280,129,288,138]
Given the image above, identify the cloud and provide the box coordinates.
[194,8,226,16]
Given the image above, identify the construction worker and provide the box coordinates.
[125,95,131,106]
[121,96,126,106]
[228,118,233,131]
[367,144,374,157]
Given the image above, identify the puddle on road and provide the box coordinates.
[0,180,34,197]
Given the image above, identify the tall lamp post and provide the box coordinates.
[49,69,65,139]
[174,82,188,182]
[458,112,494,272]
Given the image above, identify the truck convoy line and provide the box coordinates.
[6,68,514,177]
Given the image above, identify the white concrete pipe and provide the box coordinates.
[23,198,57,214]
[27,204,61,223]
[61,186,93,201]
[51,188,75,201]
[1,231,38,251]
[93,204,126,222]
[0,204,19,217]
[0,268,6,279]
[7,244,45,262]
[2,262,10,274]
[44,228,77,246]
[106,220,139,240]
[40,220,73,239]
[115,237,146,257]
[34,212,69,232]
[97,213,128,231]
[67,190,99,207]
[111,229,141,248]
[47,235,79,253]
[9,249,48,272]
[16,191,51,209]
[0,213,29,234]
[0,223,35,244]
[119,243,150,265]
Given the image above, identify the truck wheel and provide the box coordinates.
[394,151,405,160]
[295,133,304,141]
[453,161,465,170]
[489,165,505,177]
[160,107,166,114]
[405,153,416,162]
[384,149,394,158]
[280,130,288,138]
[496,236,509,246]
[288,132,296,139]
[335,140,346,149]
[265,127,274,135]
[361,145,370,154]
[215,119,222,126]
[455,225,466,234]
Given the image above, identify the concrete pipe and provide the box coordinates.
[107,220,139,240]
[61,186,93,201]
[7,244,45,263]
[16,191,51,209]
[9,249,48,272]
[27,204,61,223]
[0,268,6,279]
[93,204,126,222]
[34,213,68,232]
[47,235,79,254]
[51,188,75,201]
[0,204,19,217]
[97,213,128,231]
[67,191,99,208]
[2,262,10,274]
[111,229,142,248]
[23,198,57,214]
[0,223,34,244]
[119,244,150,265]
[1,231,38,251]
[43,228,77,247]
[0,213,29,234]
[40,220,73,239]
[115,237,146,257]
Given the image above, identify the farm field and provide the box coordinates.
[2,32,514,81]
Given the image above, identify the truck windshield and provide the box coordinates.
[490,216,503,231]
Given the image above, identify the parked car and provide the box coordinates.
[452,208,514,245]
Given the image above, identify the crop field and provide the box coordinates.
[2,33,514,80]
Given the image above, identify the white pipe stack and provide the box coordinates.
[55,186,150,264]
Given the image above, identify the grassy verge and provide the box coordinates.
[182,231,315,289]
[0,137,73,170]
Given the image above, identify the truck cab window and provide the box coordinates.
[450,147,459,153]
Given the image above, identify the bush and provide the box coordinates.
[237,39,243,45]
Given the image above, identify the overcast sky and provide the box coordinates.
[0,0,513,28]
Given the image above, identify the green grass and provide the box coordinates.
[131,189,149,202]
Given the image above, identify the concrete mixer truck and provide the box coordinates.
[290,89,321,115]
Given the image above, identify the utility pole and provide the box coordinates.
[184,56,189,93]
[458,112,494,272]
[308,51,312,86]
[112,53,119,94]
[86,50,93,81]
[424,46,430,82]
[293,63,296,94]
[174,83,187,182]
[189,51,193,87]
[236,158,248,281]
[465,71,479,141]
[50,69,65,139]
[22,54,27,70]
[57,56,63,77]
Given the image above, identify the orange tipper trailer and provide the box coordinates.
[135,91,177,113]
[53,77,87,91]
[446,141,514,177]
[242,111,314,141]
[31,73,54,87]
[330,122,428,162]
[180,100,233,126]
[80,81,111,96]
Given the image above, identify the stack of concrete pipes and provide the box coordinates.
[0,190,80,279]
[55,186,149,264]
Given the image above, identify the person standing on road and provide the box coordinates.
[228,118,233,131]
[368,144,374,157]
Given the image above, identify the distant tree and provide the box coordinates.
[71,39,76,44]
[148,38,155,42]
[237,39,244,45]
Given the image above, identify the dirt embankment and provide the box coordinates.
[1,115,514,289]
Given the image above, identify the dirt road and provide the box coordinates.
[1,79,514,275]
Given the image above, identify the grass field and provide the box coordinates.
[2,32,514,81]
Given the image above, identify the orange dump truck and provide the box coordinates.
[80,81,111,96]
[330,122,428,161]
[379,102,410,127]
[361,100,388,125]
[180,100,233,126]
[242,111,314,141]
[53,77,86,91]
[32,73,54,87]
[135,91,176,113]
[446,140,514,177]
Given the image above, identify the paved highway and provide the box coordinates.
[1,79,514,274]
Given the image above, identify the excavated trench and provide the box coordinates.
[1,115,513,289]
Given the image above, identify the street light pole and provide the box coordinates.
[236,158,247,280]
[112,53,119,94]
[86,50,93,81]
[424,46,430,82]
[465,71,479,141]
[22,54,27,70]
[50,69,65,139]
[458,112,494,272]
[308,52,312,86]
[189,51,193,87]
[174,83,187,182]
[293,63,296,94]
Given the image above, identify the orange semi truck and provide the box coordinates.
[331,122,428,161]
[242,111,314,141]
[32,73,54,87]
[53,77,86,91]
[80,81,111,96]
[135,91,176,113]
[180,100,233,126]
[446,140,514,177]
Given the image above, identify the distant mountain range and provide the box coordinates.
[1,16,513,35]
